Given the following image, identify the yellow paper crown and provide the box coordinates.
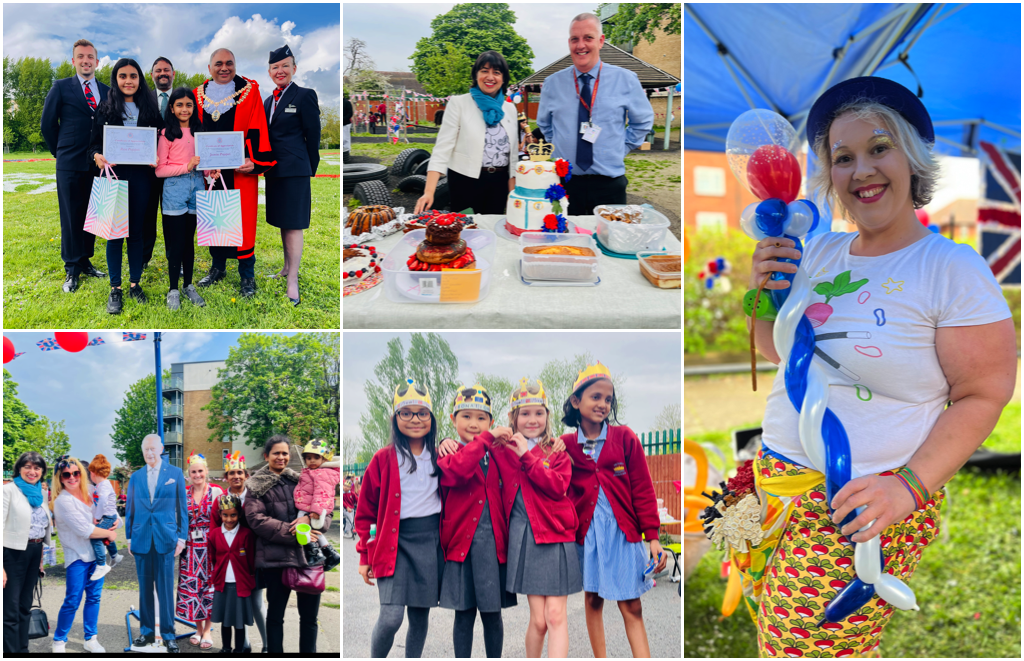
[527,141,554,161]
[393,378,432,413]
[572,361,612,393]
[223,450,246,472]
[452,384,492,416]
[517,111,527,122]
[510,378,548,411]
[302,439,334,461]
[186,451,207,467]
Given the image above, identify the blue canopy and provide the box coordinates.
[684,3,1022,156]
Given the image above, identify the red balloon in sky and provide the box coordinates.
[54,332,89,353]
[747,145,801,204]
[3,337,14,364]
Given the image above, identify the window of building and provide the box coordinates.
[696,212,727,232]
[693,166,726,196]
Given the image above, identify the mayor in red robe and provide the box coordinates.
[193,48,275,298]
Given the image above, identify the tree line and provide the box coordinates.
[3,370,72,473]
[3,56,341,153]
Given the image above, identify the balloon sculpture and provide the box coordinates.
[726,109,919,625]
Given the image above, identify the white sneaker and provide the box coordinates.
[52,640,66,653]
[111,553,125,567]
[83,637,106,653]
[89,563,112,581]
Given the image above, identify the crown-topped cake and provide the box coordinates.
[505,140,572,236]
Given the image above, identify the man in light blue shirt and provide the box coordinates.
[537,12,653,214]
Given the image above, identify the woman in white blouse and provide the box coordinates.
[49,456,120,654]
[414,51,518,215]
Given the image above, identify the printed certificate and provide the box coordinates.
[195,131,245,170]
[103,125,158,165]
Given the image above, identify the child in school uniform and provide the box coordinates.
[471,378,581,659]
[356,379,445,659]
[208,494,257,654]
[559,362,667,658]
[86,454,123,581]
[436,384,516,658]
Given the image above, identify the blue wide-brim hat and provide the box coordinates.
[806,76,934,147]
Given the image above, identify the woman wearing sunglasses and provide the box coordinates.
[48,456,121,653]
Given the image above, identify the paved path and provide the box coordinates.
[343,533,681,657]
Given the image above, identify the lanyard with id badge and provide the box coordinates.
[575,62,603,144]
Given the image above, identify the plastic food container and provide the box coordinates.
[381,228,496,303]
[518,232,600,281]
[637,250,681,289]
[595,205,670,254]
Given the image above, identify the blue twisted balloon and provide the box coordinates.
[743,198,921,625]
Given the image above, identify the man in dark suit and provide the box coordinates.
[40,38,108,292]
[142,56,176,272]
[262,45,320,306]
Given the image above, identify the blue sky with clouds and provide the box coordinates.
[2,2,340,106]
[3,331,301,466]
[344,2,599,75]
[343,331,682,444]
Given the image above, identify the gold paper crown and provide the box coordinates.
[517,111,527,122]
[186,451,207,467]
[510,378,548,411]
[218,493,242,512]
[393,378,432,413]
[302,439,334,461]
[224,450,246,472]
[527,141,554,161]
[452,384,492,416]
[572,361,612,393]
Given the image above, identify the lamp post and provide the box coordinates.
[155,332,163,444]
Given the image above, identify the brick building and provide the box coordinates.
[684,150,761,232]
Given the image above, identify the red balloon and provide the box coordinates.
[54,332,89,353]
[3,337,14,364]
[747,145,801,204]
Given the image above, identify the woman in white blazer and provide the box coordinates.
[414,51,519,215]
[3,452,53,654]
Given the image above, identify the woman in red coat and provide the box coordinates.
[208,494,256,654]
[355,379,444,658]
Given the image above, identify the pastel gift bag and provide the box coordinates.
[196,175,243,247]
[83,164,129,239]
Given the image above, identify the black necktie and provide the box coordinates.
[576,73,593,172]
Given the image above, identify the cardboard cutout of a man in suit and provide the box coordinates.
[124,434,188,653]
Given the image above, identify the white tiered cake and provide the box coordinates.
[505,142,571,236]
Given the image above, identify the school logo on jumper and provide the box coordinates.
[542,459,550,469]
[613,462,627,477]
[239,548,246,555]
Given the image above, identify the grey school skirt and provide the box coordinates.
[505,490,582,596]
[439,496,517,612]
[211,583,254,628]
[376,513,444,608]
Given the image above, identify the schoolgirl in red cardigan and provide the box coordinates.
[208,494,257,654]
[558,362,668,658]
[442,378,581,658]
[355,379,445,658]
[436,384,515,658]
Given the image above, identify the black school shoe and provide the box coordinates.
[107,288,123,314]
[63,271,80,293]
[239,277,257,298]
[80,263,106,278]
[129,283,148,304]
[197,267,226,287]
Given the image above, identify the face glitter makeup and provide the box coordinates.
[831,140,843,153]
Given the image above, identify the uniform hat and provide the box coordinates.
[572,361,612,393]
[452,384,492,416]
[393,378,432,412]
[269,45,294,65]
[806,76,934,147]
[510,378,547,411]
[302,439,334,461]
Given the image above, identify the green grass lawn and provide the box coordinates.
[3,151,340,329]
[684,404,1021,657]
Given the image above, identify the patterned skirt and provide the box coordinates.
[749,448,944,658]
[176,539,214,622]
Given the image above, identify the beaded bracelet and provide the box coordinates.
[893,466,929,510]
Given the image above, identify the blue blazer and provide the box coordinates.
[263,84,320,178]
[124,458,188,555]
[40,75,110,172]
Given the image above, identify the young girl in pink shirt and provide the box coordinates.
[156,87,208,310]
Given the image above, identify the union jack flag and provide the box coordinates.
[122,333,147,342]
[978,141,1021,286]
[11,352,25,361]
[37,338,61,351]
[88,336,105,346]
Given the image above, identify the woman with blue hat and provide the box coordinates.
[746,77,1016,656]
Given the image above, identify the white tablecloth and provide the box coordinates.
[343,215,681,329]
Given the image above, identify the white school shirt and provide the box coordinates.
[221,524,239,583]
[762,231,1011,476]
[395,448,442,519]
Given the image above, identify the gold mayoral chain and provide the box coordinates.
[198,80,253,122]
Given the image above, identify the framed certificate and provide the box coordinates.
[103,125,158,165]
[195,131,246,170]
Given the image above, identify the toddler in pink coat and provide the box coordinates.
[294,440,341,571]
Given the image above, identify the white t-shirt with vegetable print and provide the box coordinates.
[762,231,1011,476]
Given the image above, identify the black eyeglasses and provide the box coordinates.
[62,470,81,480]
[397,409,432,421]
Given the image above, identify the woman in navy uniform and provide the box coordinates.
[263,45,321,306]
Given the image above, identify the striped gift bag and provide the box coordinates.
[83,164,129,239]
[196,174,242,247]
